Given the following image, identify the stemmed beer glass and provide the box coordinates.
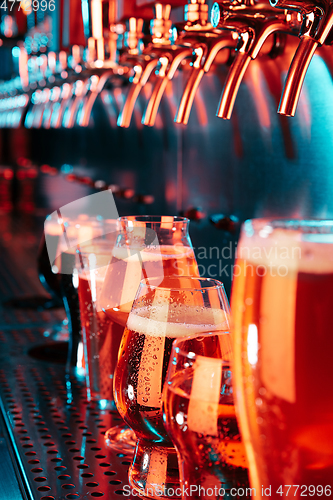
[163,332,249,499]
[113,276,230,499]
[231,219,333,498]
[99,216,199,452]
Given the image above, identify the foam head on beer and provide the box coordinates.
[98,225,199,320]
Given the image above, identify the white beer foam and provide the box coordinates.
[239,227,333,274]
[112,244,193,263]
[127,306,229,338]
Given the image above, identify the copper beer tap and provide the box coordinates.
[78,0,131,127]
[175,34,237,125]
[269,0,333,116]
[142,0,233,127]
[141,3,197,127]
[211,0,301,119]
[173,0,237,125]
[117,3,177,128]
[117,16,160,128]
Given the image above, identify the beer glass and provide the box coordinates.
[163,332,249,499]
[77,232,124,408]
[59,216,107,374]
[44,214,116,374]
[114,276,230,499]
[231,219,333,498]
[100,216,199,452]
[38,217,68,341]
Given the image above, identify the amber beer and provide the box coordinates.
[164,368,249,499]
[101,245,199,326]
[78,274,124,404]
[114,307,229,444]
[231,223,333,497]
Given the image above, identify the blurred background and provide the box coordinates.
[1,0,333,295]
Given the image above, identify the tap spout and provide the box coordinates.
[279,7,333,115]
[175,34,236,124]
[79,70,114,127]
[175,67,205,124]
[278,35,318,115]
[217,49,252,119]
[142,46,194,127]
[117,58,160,128]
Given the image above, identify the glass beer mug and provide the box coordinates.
[231,219,333,499]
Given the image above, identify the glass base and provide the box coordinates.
[129,439,180,499]
[104,424,136,455]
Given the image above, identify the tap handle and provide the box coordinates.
[278,35,318,115]
[150,3,173,44]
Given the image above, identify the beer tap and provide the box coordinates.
[175,2,238,125]
[77,0,136,127]
[117,3,176,128]
[211,0,301,119]
[116,15,158,128]
[141,3,197,127]
[269,0,333,116]
[143,0,244,126]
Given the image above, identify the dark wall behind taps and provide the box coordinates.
[5,39,333,296]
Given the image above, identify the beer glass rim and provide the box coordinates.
[244,218,333,235]
[137,276,226,292]
[118,215,189,224]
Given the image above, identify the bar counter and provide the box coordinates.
[0,212,135,500]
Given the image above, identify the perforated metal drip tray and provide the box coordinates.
[0,326,135,500]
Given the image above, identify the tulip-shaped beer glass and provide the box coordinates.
[231,219,333,498]
[163,332,249,499]
[114,276,230,499]
[100,216,199,452]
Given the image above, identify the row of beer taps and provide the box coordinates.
[1,0,333,129]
